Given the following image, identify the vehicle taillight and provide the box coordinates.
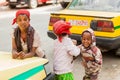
[90,20,114,32]
[49,17,65,26]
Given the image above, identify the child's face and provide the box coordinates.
[16,14,30,30]
[82,32,92,48]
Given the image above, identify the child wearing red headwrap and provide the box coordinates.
[12,9,46,59]
[53,20,80,80]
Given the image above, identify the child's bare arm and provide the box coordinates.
[12,49,20,59]
[12,38,20,59]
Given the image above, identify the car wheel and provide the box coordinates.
[9,5,16,9]
[28,0,38,9]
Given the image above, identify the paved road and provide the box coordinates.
[0,4,120,80]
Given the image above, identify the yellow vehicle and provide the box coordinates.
[47,0,120,55]
[0,51,54,80]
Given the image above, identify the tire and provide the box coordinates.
[9,5,16,9]
[28,0,38,9]
[60,2,70,9]
[115,48,120,56]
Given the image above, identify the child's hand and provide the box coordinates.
[72,39,77,45]
[19,51,25,59]
[12,52,20,59]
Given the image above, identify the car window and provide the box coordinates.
[68,0,120,12]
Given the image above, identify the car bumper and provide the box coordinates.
[47,31,120,50]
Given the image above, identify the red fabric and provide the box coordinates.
[53,20,71,42]
[12,9,30,25]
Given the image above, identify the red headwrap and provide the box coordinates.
[53,20,72,42]
[12,9,30,25]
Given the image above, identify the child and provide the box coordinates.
[78,28,102,80]
[53,20,80,80]
[12,9,45,59]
